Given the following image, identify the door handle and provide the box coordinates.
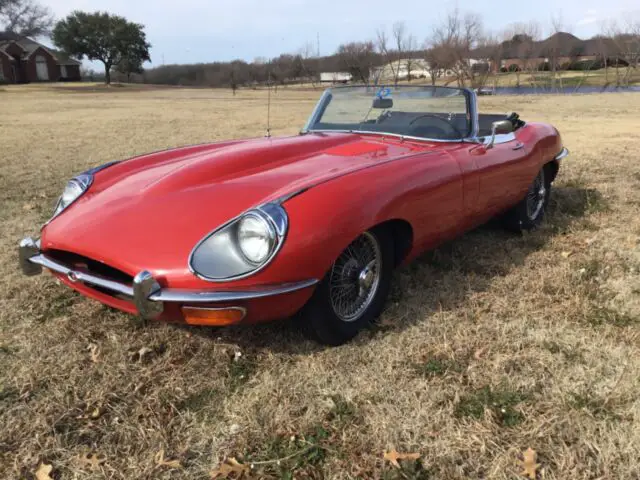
[512,142,525,151]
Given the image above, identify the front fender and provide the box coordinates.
[277,149,463,279]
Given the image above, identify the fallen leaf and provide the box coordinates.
[473,347,487,360]
[88,343,100,363]
[210,457,250,478]
[90,406,104,419]
[77,453,106,472]
[155,449,182,469]
[561,251,573,258]
[138,346,153,359]
[383,448,420,468]
[520,447,540,479]
[35,463,54,480]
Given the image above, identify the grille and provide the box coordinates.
[46,249,134,285]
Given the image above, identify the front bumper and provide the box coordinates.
[19,237,318,321]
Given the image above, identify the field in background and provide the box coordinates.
[1,85,639,479]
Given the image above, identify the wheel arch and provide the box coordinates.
[369,218,414,267]
[545,159,559,183]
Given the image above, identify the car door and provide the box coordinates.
[471,132,537,218]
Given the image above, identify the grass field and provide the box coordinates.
[1,84,639,479]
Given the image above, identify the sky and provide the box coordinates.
[42,0,640,69]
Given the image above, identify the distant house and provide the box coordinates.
[0,31,82,83]
[474,32,638,73]
[320,72,352,83]
[370,59,456,83]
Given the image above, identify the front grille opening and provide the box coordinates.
[46,249,134,285]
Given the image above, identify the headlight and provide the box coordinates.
[51,173,93,220]
[189,203,287,281]
[237,213,275,264]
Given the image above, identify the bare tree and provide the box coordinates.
[545,13,567,89]
[423,43,446,85]
[391,21,408,84]
[403,33,419,81]
[431,8,484,87]
[298,41,318,86]
[0,0,53,37]
[375,27,397,84]
[336,41,376,84]
[607,16,640,85]
[501,21,541,87]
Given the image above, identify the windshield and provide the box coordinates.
[304,85,472,141]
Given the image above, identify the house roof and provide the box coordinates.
[51,50,82,66]
[0,31,81,66]
[472,31,637,60]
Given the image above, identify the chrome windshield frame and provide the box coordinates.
[301,85,480,144]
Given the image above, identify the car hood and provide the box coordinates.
[41,132,424,281]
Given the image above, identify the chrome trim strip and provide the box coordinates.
[29,253,135,297]
[305,129,468,144]
[555,147,569,160]
[20,246,318,307]
[150,279,318,303]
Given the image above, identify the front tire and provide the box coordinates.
[503,166,552,232]
[300,228,394,346]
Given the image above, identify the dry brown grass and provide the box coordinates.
[1,84,639,479]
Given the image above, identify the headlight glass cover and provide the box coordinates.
[189,203,288,281]
[51,173,93,220]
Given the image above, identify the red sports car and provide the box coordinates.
[19,86,568,345]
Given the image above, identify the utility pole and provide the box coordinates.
[317,32,320,57]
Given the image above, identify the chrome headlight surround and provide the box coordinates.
[49,173,93,222]
[189,203,288,281]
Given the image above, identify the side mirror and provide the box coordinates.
[487,120,514,149]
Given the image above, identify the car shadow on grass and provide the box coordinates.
[176,185,603,354]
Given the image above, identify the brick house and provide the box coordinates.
[472,32,630,73]
[0,31,81,83]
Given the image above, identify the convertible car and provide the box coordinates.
[19,86,568,345]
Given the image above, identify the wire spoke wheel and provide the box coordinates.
[526,169,546,220]
[329,232,382,322]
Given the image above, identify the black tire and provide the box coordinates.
[300,227,394,346]
[502,165,552,232]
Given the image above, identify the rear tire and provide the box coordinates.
[503,165,552,232]
[300,227,394,346]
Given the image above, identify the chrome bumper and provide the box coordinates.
[555,147,569,161]
[19,237,318,319]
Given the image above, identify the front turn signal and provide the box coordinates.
[182,306,246,326]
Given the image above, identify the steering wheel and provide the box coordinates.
[407,114,463,139]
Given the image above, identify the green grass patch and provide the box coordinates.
[568,390,624,420]
[176,387,221,414]
[455,386,528,427]
[227,353,257,391]
[244,425,330,478]
[583,306,638,328]
[542,341,584,363]
[326,394,359,425]
[412,357,465,378]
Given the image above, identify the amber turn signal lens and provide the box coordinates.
[182,307,246,326]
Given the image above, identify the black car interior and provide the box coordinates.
[311,96,526,141]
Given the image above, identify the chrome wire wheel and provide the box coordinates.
[329,232,382,323]
[526,169,546,220]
